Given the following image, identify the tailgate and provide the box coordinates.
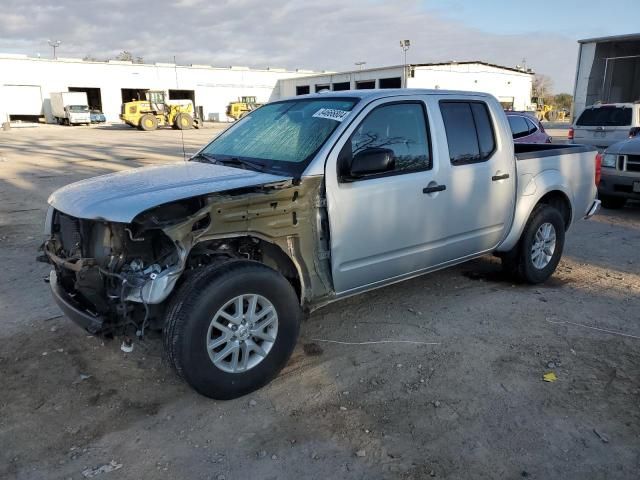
[573,126,629,149]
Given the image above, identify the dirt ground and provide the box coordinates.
[1,123,639,480]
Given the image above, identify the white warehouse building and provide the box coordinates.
[279,62,533,110]
[0,55,533,124]
[0,54,315,124]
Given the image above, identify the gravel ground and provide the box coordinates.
[1,124,639,480]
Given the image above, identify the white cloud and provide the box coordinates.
[0,0,578,91]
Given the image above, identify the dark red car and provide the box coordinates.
[505,111,552,143]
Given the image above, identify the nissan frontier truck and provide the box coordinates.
[41,89,601,399]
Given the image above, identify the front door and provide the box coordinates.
[325,97,452,294]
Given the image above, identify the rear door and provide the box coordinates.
[573,105,634,148]
[436,97,516,258]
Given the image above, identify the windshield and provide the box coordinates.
[200,98,359,175]
[576,106,632,127]
[68,105,89,112]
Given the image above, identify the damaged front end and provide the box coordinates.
[41,199,205,336]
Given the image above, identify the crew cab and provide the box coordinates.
[41,90,601,399]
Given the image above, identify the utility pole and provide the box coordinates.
[48,40,61,59]
[400,40,411,87]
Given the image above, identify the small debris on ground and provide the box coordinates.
[339,406,348,411]
[248,399,257,407]
[355,449,366,458]
[303,342,323,356]
[120,338,133,353]
[543,372,557,382]
[593,428,609,443]
[81,460,123,477]
[72,374,92,385]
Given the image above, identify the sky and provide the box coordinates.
[0,0,638,93]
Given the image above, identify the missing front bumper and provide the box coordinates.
[49,270,104,334]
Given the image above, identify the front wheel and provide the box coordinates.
[501,204,565,284]
[163,261,301,399]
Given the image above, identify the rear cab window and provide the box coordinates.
[576,106,633,127]
[439,101,496,165]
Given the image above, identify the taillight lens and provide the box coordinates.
[568,127,574,140]
[595,153,602,186]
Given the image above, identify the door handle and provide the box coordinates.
[491,173,510,181]
[423,184,446,194]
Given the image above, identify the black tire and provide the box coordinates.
[174,113,193,130]
[599,195,626,209]
[501,204,565,284]
[139,114,158,131]
[163,261,301,399]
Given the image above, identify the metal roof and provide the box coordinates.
[411,61,532,74]
[291,88,496,101]
[578,33,640,44]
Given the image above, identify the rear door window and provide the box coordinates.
[508,115,530,139]
[576,106,632,127]
[525,117,538,134]
[440,101,496,165]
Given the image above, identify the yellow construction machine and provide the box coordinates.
[531,97,566,122]
[120,90,198,131]
[226,96,262,121]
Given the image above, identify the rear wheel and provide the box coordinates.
[164,261,301,399]
[174,113,193,130]
[599,195,626,209]
[501,204,565,284]
[139,114,158,131]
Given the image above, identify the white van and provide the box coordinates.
[570,103,640,149]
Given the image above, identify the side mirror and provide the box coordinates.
[348,147,395,178]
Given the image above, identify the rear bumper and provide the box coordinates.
[599,171,640,200]
[584,199,601,219]
[49,270,104,334]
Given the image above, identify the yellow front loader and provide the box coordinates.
[120,90,198,131]
[226,96,262,121]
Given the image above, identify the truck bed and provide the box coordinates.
[514,142,596,160]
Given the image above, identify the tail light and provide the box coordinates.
[568,127,574,140]
[595,153,602,186]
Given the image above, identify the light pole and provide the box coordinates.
[48,40,61,59]
[354,61,366,71]
[400,39,411,87]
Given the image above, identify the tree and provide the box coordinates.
[83,54,100,62]
[553,93,573,110]
[114,51,143,63]
[532,74,554,104]
[115,50,133,61]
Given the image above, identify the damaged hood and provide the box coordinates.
[48,161,291,223]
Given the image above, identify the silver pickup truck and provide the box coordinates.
[41,89,600,399]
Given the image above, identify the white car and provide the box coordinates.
[570,102,640,149]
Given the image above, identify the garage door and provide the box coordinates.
[2,85,43,115]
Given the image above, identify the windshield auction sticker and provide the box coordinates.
[312,108,350,122]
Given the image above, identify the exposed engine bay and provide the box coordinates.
[41,176,334,336]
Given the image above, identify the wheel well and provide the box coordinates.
[186,236,302,302]
[536,191,572,230]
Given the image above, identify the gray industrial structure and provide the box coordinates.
[573,33,640,117]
